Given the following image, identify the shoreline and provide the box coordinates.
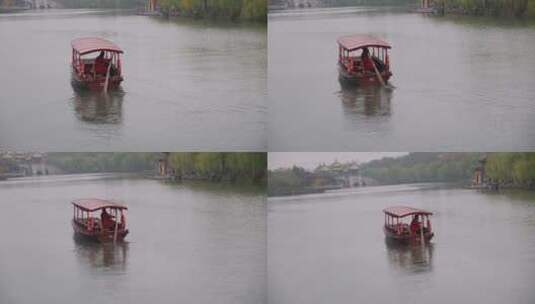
[269,181,535,198]
[149,173,266,186]
[266,3,535,19]
[431,0,535,19]
[0,171,266,188]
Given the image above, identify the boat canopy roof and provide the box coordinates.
[337,34,391,51]
[72,199,127,212]
[383,206,432,218]
[71,37,123,55]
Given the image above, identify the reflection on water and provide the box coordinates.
[73,235,129,270]
[338,84,392,118]
[385,239,433,274]
[71,88,124,124]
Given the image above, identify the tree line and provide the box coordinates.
[169,152,266,183]
[360,152,482,185]
[485,153,535,188]
[268,166,319,196]
[268,153,484,196]
[361,152,535,188]
[57,0,143,8]
[47,153,157,173]
[46,152,266,184]
[316,0,535,17]
[436,0,535,17]
[159,0,267,21]
[54,0,267,21]
[268,153,535,196]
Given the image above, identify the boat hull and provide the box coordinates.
[338,63,392,86]
[384,227,434,243]
[72,220,128,242]
[71,69,123,91]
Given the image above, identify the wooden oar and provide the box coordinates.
[103,60,112,94]
[371,59,397,90]
[370,58,386,87]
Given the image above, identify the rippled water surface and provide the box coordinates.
[0,10,267,150]
[0,174,266,304]
[268,184,535,304]
[268,7,535,150]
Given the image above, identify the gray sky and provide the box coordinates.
[268,152,408,170]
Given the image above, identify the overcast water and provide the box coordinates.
[0,10,266,150]
[0,174,266,304]
[268,184,535,304]
[269,6,535,150]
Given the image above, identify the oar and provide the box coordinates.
[103,60,112,94]
[370,58,387,87]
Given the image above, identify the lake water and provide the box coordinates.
[0,174,266,304]
[268,6,535,151]
[268,183,535,304]
[0,10,266,150]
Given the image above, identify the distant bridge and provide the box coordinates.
[1,0,58,9]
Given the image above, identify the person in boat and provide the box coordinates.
[94,51,108,76]
[361,48,375,72]
[101,208,114,229]
[410,215,420,234]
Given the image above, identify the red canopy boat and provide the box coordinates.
[337,34,392,85]
[72,199,128,242]
[383,206,433,243]
[71,37,124,91]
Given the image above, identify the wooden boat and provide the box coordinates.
[71,199,129,242]
[383,206,434,243]
[71,37,124,91]
[337,34,392,85]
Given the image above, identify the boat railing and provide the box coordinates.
[387,224,432,236]
[73,217,105,232]
[341,55,389,75]
[385,223,410,235]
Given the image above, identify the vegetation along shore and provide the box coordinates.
[55,0,267,21]
[268,153,535,197]
[435,0,535,18]
[0,152,266,185]
[159,0,267,21]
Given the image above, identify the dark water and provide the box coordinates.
[268,184,535,304]
[268,7,535,150]
[0,174,266,304]
[0,10,266,150]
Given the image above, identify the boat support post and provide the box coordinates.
[103,53,112,94]
[420,215,424,244]
[113,208,119,244]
